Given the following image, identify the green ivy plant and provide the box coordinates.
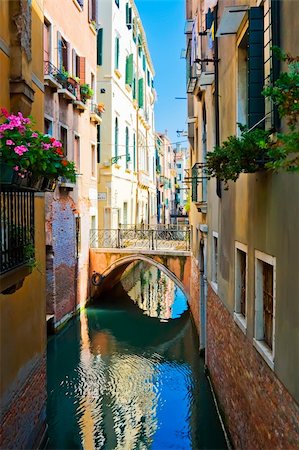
[206,47,299,188]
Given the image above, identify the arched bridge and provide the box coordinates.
[89,227,191,300]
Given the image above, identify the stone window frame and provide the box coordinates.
[234,241,248,334]
[253,250,276,370]
[211,231,218,293]
[44,114,53,137]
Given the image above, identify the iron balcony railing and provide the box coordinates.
[0,189,35,274]
[90,226,191,251]
[44,61,79,97]
[184,163,208,202]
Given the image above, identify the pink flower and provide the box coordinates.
[14,145,28,156]
[13,166,19,171]
[31,132,38,138]
[0,108,9,118]
[52,140,62,148]
[42,143,51,150]
[6,139,15,146]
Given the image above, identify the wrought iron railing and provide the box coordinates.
[184,163,208,202]
[44,61,79,97]
[90,227,191,251]
[0,189,35,274]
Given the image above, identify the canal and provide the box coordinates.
[47,262,228,449]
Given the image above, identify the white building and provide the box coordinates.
[96,0,157,228]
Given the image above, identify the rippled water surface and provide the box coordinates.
[47,263,227,449]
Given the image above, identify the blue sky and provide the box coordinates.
[135,0,187,146]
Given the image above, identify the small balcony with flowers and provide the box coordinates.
[0,108,77,290]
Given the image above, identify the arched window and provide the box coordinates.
[125,126,129,168]
[115,117,118,159]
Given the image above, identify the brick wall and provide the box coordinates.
[46,192,77,325]
[0,355,47,450]
[207,286,299,449]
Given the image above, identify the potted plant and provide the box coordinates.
[80,84,94,103]
[206,48,299,189]
[0,108,77,190]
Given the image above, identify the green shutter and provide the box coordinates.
[115,37,119,69]
[138,78,144,108]
[248,7,264,128]
[132,76,136,99]
[125,54,133,85]
[142,54,146,71]
[97,28,103,65]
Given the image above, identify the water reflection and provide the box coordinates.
[121,262,188,321]
[47,265,227,450]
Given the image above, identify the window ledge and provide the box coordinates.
[234,312,247,334]
[210,281,218,294]
[0,264,33,294]
[72,0,83,12]
[253,338,274,371]
[125,84,132,93]
[89,23,97,35]
[114,69,122,79]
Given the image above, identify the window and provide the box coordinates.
[237,30,248,132]
[142,54,146,72]
[115,0,119,7]
[44,117,53,136]
[234,242,248,333]
[91,144,96,177]
[211,231,218,291]
[97,125,101,163]
[115,36,120,70]
[58,34,69,71]
[72,49,80,79]
[178,174,182,181]
[147,70,150,87]
[88,0,96,21]
[91,73,95,102]
[44,19,51,62]
[126,3,132,29]
[254,250,276,369]
[114,117,119,159]
[97,28,103,66]
[125,54,133,86]
[138,78,144,108]
[177,163,182,168]
[123,202,128,225]
[125,126,130,168]
[133,133,136,171]
[60,125,68,156]
[74,134,80,172]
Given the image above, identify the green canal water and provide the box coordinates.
[47,262,227,450]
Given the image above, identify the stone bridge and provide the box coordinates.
[89,248,191,300]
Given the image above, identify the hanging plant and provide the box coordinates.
[0,108,77,187]
[206,48,299,188]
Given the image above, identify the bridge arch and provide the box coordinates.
[89,252,190,301]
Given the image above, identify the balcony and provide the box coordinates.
[44,61,63,90]
[184,163,208,213]
[57,75,78,102]
[90,103,103,124]
[0,189,35,293]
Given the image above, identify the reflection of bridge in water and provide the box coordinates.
[89,226,191,301]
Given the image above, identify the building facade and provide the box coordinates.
[0,1,47,448]
[185,0,299,447]
[155,132,176,225]
[96,0,156,229]
[43,0,99,328]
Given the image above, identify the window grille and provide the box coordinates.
[0,189,35,274]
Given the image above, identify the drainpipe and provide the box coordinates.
[214,4,221,198]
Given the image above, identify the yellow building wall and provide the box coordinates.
[0,0,47,447]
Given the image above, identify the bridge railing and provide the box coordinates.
[90,227,191,251]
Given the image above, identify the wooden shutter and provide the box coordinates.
[79,56,86,84]
[125,54,133,85]
[138,78,144,109]
[248,7,264,129]
[97,28,103,65]
[72,49,76,77]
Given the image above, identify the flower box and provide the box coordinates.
[41,178,57,192]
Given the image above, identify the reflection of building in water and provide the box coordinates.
[121,262,175,320]
[76,310,158,449]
